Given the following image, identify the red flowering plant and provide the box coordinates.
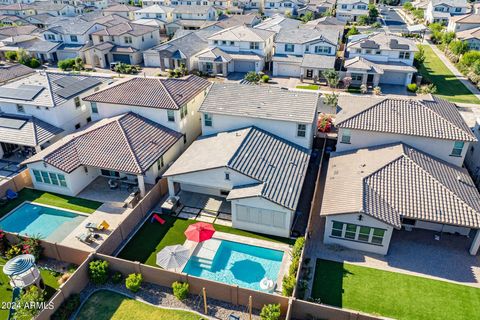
[0,230,6,256]
[20,235,43,260]
[317,114,333,133]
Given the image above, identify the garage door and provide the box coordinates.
[112,54,131,64]
[380,72,407,85]
[274,62,300,77]
[235,204,285,228]
[234,60,255,73]
[144,53,160,67]
[57,51,79,61]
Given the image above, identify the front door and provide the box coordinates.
[367,74,374,84]
[306,69,313,78]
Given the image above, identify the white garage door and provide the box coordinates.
[235,204,285,228]
[380,72,407,85]
[234,60,255,73]
[144,53,161,67]
[274,62,301,77]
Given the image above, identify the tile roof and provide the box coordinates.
[254,14,301,32]
[275,27,339,45]
[301,54,336,69]
[0,25,39,38]
[0,63,34,83]
[321,143,480,229]
[200,83,319,124]
[173,5,213,14]
[47,17,100,35]
[347,32,418,52]
[215,13,260,29]
[92,22,157,36]
[208,25,275,42]
[431,0,468,7]
[23,112,182,174]
[103,4,140,12]
[336,95,476,142]
[164,127,310,210]
[0,112,63,146]
[457,26,480,40]
[83,75,211,110]
[450,12,480,23]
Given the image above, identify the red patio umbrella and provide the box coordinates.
[184,222,215,242]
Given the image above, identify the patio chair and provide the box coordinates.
[76,231,94,244]
[5,189,18,200]
[108,179,119,189]
[228,314,240,320]
[85,220,110,231]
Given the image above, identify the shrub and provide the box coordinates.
[172,281,189,300]
[360,84,368,94]
[346,26,359,38]
[441,32,455,45]
[373,86,382,95]
[292,237,305,259]
[261,74,270,83]
[418,83,437,94]
[6,245,21,259]
[472,60,480,75]
[58,58,76,71]
[461,50,480,67]
[407,83,418,92]
[5,51,17,61]
[322,69,339,88]
[0,230,6,256]
[371,21,381,28]
[260,304,281,320]
[282,274,296,296]
[414,46,425,67]
[289,256,300,276]
[28,58,41,68]
[126,273,143,292]
[88,259,109,284]
[412,8,424,21]
[244,71,261,83]
[20,236,43,259]
[112,271,123,284]
[114,62,140,74]
[449,40,469,56]
[403,2,413,11]
[357,15,369,25]
[14,286,45,320]
[51,294,80,320]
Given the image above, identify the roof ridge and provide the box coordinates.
[114,113,144,174]
[156,78,178,108]
[336,96,388,126]
[44,72,56,107]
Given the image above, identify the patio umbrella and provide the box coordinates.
[156,245,190,270]
[184,222,215,242]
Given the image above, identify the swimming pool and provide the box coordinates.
[182,239,284,291]
[0,202,86,242]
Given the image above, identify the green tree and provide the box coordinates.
[244,71,261,83]
[449,40,469,55]
[441,31,455,45]
[403,2,413,11]
[17,48,30,65]
[414,46,425,67]
[461,50,480,66]
[358,15,369,25]
[301,11,314,23]
[368,4,379,22]
[323,92,339,109]
[428,22,444,33]
[260,304,281,320]
[346,26,359,37]
[5,50,17,61]
[322,69,339,88]
[14,286,45,320]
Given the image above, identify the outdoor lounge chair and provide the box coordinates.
[85,220,110,231]
[76,231,94,244]
[5,189,18,200]
[108,179,118,189]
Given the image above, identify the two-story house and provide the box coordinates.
[272,27,340,79]
[447,12,480,32]
[456,26,480,50]
[199,83,319,149]
[262,0,299,17]
[134,4,174,22]
[253,13,301,33]
[83,22,160,67]
[103,4,140,20]
[335,0,369,22]
[344,32,417,87]
[30,2,78,16]
[0,3,36,16]
[195,25,275,75]
[425,0,468,24]
[0,71,113,160]
[172,5,216,21]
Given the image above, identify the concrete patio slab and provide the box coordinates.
[178,191,231,214]
[178,211,198,220]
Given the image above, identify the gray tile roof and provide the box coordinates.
[347,32,418,52]
[93,22,157,36]
[23,112,182,174]
[254,15,301,33]
[301,54,336,69]
[208,25,275,42]
[0,25,39,38]
[47,17,100,35]
[0,112,63,146]
[165,126,310,210]
[321,143,480,228]
[200,83,319,124]
[336,95,477,142]
[0,63,34,84]
[173,5,213,14]
[275,27,339,45]
[450,12,480,24]
[104,4,140,12]
[83,75,211,110]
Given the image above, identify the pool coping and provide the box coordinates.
[181,231,292,295]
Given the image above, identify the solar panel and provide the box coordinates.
[0,116,27,129]
[53,76,80,88]
[0,85,44,101]
[55,78,102,99]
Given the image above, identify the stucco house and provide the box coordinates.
[447,12,480,32]
[335,0,369,22]
[456,26,480,50]
[199,83,320,149]
[22,112,183,197]
[425,0,469,24]
[272,27,340,79]
[253,13,301,33]
[133,4,174,30]
[164,126,310,237]
[321,143,480,256]
[82,75,211,147]
[103,4,140,20]
[344,32,417,87]
[335,95,477,168]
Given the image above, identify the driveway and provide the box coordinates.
[381,6,408,34]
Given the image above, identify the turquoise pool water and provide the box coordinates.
[182,240,284,291]
[0,202,86,242]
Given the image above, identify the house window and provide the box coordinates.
[221,40,227,45]
[101,169,119,177]
[358,226,371,242]
[399,51,411,59]
[75,123,81,129]
[99,35,104,42]
[142,35,144,42]
[331,220,386,245]
[285,43,294,52]
[455,7,461,12]
[183,134,187,144]
[375,50,381,55]
[33,169,67,187]
[341,129,351,144]
[45,34,55,40]
[250,42,259,50]
[225,172,230,180]
[297,124,306,137]
[86,117,92,123]
[451,141,465,156]
[341,4,347,9]
[365,49,372,54]
[371,229,385,244]
[331,221,343,237]
[124,36,132,44]
[167,110,175,122]
[357,4,366,9]
[157,156,164,170]
[91,102,98,114]
[70,35,78,42]
[229,41,234,45]
[314,46,331,54]
[351,73,362,81]
[204,113,212,127]
[345,224,357,239]
[16,104,25,113]
[74,97,81,108]
[180,105,187,119]
[214,40,218,45]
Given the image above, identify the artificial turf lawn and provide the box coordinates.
[311,259,480,320]
[118,215,294,266]
[0,257,61,320]
[0,188,102,218]
[76,290,203,320]
[296,85,320,90]
[417,45,480,105]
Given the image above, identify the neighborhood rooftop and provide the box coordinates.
[83,75,211,109]
[23,112,182,175]
[321,143,480,229]
[200,83,320,124]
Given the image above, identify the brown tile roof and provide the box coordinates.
[83,75,211,110]
[103,4,139,12]
[92,22,157,36]
[0,63,34,83]
[23,112,182,174]
[321,143,480,229]
[336,95,477,142]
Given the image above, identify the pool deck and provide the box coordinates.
[181,231,292,294]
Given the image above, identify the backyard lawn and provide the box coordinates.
[0,188,102,218]
[417,45,480,105]
[296,84,319,90]
[118,215,294,266]
[311,259,480,320]
[76,290,203,320]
